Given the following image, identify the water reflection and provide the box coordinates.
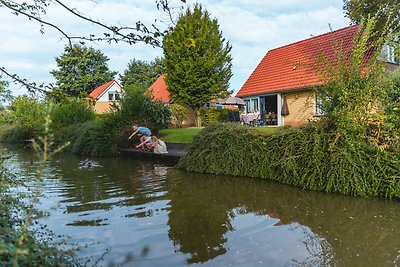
[166,170,400,266]
[5,146,400,266]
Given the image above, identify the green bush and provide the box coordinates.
[178,123,400,199]
[0,109,15,126]
[50,98,95,129]
[200,109,229,126]
[119,84,171,132]
[0,125,32,143]
[170,103,189,127]
[10,96,46,135]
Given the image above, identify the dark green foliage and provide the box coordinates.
[50,44,116,97]
[200,109,229,126]
[67,115,127,156]
[50,99,95,129]
[387,71,400,128]
[68,85,171,156]
[0,125,32,143]
[119,84,171,132]
[163,4,232,125]
[178,123,400,199]
[170,103,189,127]
[343,0,400,32]
[119,57,165,88]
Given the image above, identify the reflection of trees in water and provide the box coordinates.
[166,169,400,266]
[12,148,400,266]
[167,172,234,264]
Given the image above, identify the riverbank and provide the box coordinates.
[121,142,187,163]
[177,123,400,199]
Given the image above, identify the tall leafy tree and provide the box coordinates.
[119,57,165,89]
[343,0,400,32]
[50,44,117,97]
[163,4,232,126]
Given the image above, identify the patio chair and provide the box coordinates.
[271,113,277,125]
[264,113,272,125]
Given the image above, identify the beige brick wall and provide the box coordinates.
[283,90,317,126]
[93,101,120,114]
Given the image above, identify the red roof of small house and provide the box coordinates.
[236,25,359,97]
[148,75,171,103]
[89,80,122,100]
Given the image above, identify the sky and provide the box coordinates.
[0,0,350,97]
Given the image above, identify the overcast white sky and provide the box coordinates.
[0,0,350,96]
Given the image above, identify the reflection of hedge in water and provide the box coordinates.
[166,168,400,266]
[178,123,400,199]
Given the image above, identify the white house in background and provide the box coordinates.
[89,80,123,113]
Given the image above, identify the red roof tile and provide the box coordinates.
[236,25,359,97]
[89,80,122,99]
[148,75,171,103]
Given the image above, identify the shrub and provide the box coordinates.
[170,103,189,127]
[10,96,46,135]
[0,109,15,126]
[178,123,400,199]
[50,98,95,129]
[200,109,229,126]
[119,84,171,132]
[0,125,32,143]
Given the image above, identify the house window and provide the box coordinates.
[244,99,250,113]
[115,93,121,101]
[315,93,323,116]
[251,98,258,111]
[381,44,399,64]
[108,92,114,101]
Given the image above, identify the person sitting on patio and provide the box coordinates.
[151,136,168,154]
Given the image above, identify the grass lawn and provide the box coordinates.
[158,127,203,143]
[159,126,279,143]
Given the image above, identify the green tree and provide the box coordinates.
[0,79,12,105]
[343,0,400,32]
[119,57,165,88]
[163,4,232,126]
[50,44,116,98]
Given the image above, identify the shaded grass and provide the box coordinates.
[158,127,203,143]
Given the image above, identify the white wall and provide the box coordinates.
[98,82,123,102]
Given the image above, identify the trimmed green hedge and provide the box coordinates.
[178,123,400,199]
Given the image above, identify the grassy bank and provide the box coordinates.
[158,126,278,143]
[158,127,203,143]
[177,123,400,199]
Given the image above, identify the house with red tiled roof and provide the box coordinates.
[147,75,171,103]
[89,80,123,113]
[236,25,399,126]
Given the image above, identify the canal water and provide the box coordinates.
[4,146,400,266]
